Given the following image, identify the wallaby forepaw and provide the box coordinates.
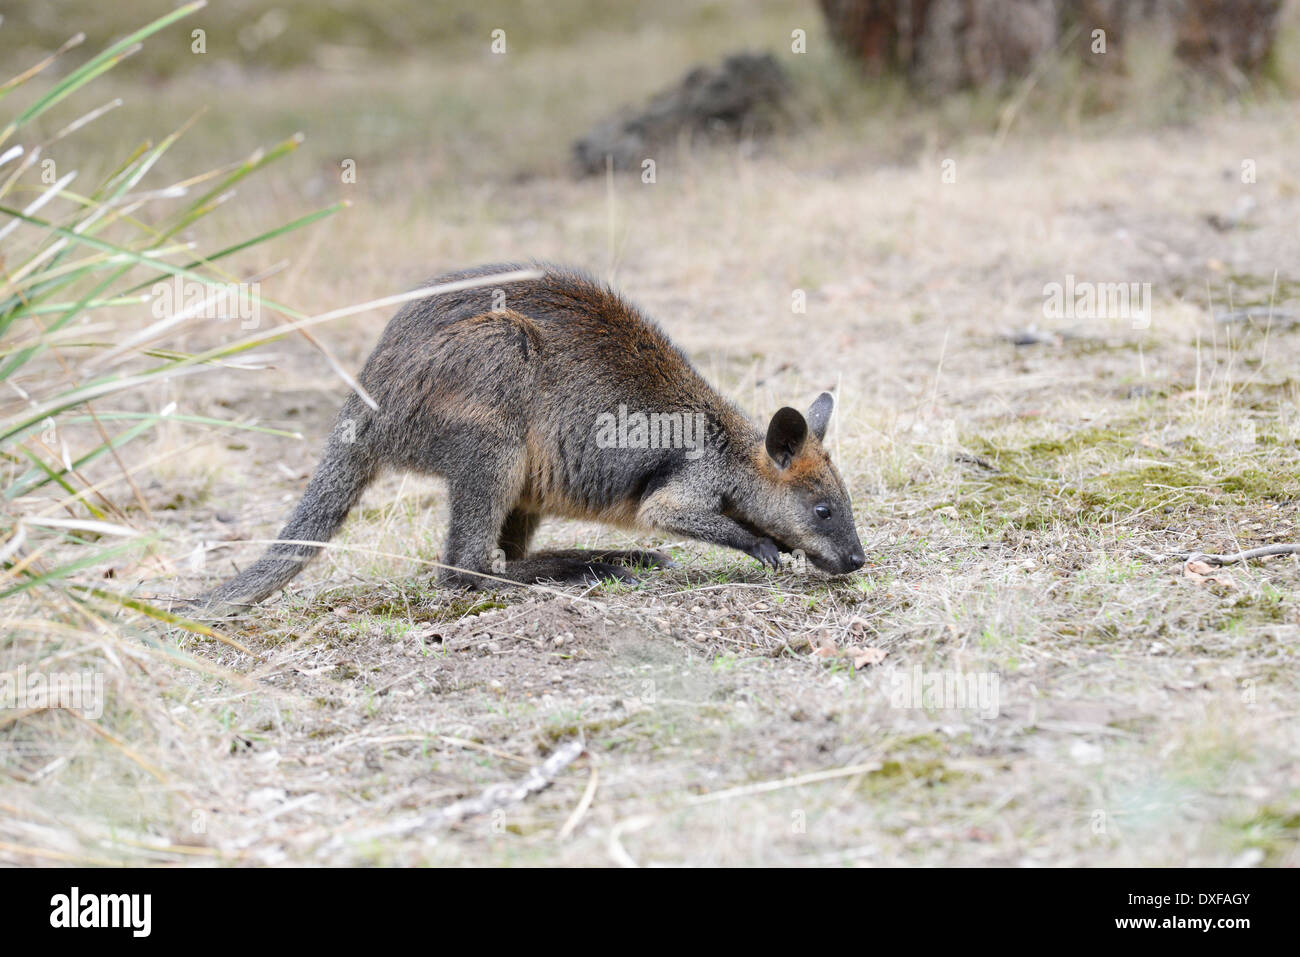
[747,538,781,569]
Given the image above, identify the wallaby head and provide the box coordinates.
[731,392,865,575]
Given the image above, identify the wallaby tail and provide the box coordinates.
[195,405,378,612]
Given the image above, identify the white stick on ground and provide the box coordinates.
[341,739,586,842]
[1136,544,1300,566]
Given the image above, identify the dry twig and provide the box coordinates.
[1136,544,1300,566]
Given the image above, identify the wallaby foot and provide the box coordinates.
[535,548,677,570]
[512,554,641,585]
[436,566,502,590]
[437,553,642,590]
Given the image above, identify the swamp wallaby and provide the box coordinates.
[196,263,864,611]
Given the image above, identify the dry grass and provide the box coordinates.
[3,1,1300,866]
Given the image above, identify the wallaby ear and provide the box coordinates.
[807,392,834,442]
[765,407,808,468]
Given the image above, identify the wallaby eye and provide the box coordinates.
[815,504,832,520]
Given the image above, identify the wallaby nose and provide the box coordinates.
[845,551,865,572]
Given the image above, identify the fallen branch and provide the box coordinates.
[428,738,585,826]
[342,738,586,842]
[1136,544,1300,566]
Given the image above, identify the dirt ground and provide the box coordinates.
[3,1,1300,866]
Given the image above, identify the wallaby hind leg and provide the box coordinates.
[438,457,661,590]
[438,453,526,589]
[440,480,640,589]
[497,508,541,560]
[496,514,657,587]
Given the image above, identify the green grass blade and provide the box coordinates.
[1,2,205,144]
[0,532,156,601]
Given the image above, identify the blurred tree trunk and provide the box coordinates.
[814,0,934,76]
[1174,0,1284,82]
[817,0,1284,90]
